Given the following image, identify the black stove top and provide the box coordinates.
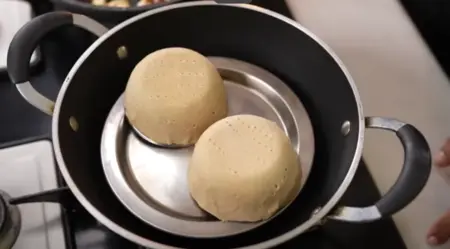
[60,160,407,249]
[0,1,407,249]
[0,195,6,233]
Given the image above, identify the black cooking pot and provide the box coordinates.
[50,0,184,23]
[7,2,431,248]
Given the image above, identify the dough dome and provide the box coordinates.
[124,47,227,146]
[188,115,302,222]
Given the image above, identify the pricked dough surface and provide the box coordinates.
[124,47,227,145]
[188,114,302,222]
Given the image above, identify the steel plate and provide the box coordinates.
[100,57,315,238]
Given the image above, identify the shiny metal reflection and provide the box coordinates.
[101,57,315,238]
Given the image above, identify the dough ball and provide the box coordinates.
[188,114,302,222]
[124,47,228,146]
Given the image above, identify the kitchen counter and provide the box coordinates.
[285,0,450,249]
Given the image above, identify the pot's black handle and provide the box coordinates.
[7,11,108,116]
[329,117,431,223]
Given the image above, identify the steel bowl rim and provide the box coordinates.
[100,56,315,238]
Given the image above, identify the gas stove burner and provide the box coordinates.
[0,191,21,249]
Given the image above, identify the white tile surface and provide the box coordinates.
[0,140,65,249]
[0,0,39,71]
[286,0,450,248]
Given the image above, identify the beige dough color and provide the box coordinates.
[124,47,227,146]
[188,114,302,222]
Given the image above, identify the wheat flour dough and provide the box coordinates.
[124,47,227,146]
[188,114,302,222]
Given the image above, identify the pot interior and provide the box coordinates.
[55,4,362,248]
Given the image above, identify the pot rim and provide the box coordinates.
[52,2,365,248]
